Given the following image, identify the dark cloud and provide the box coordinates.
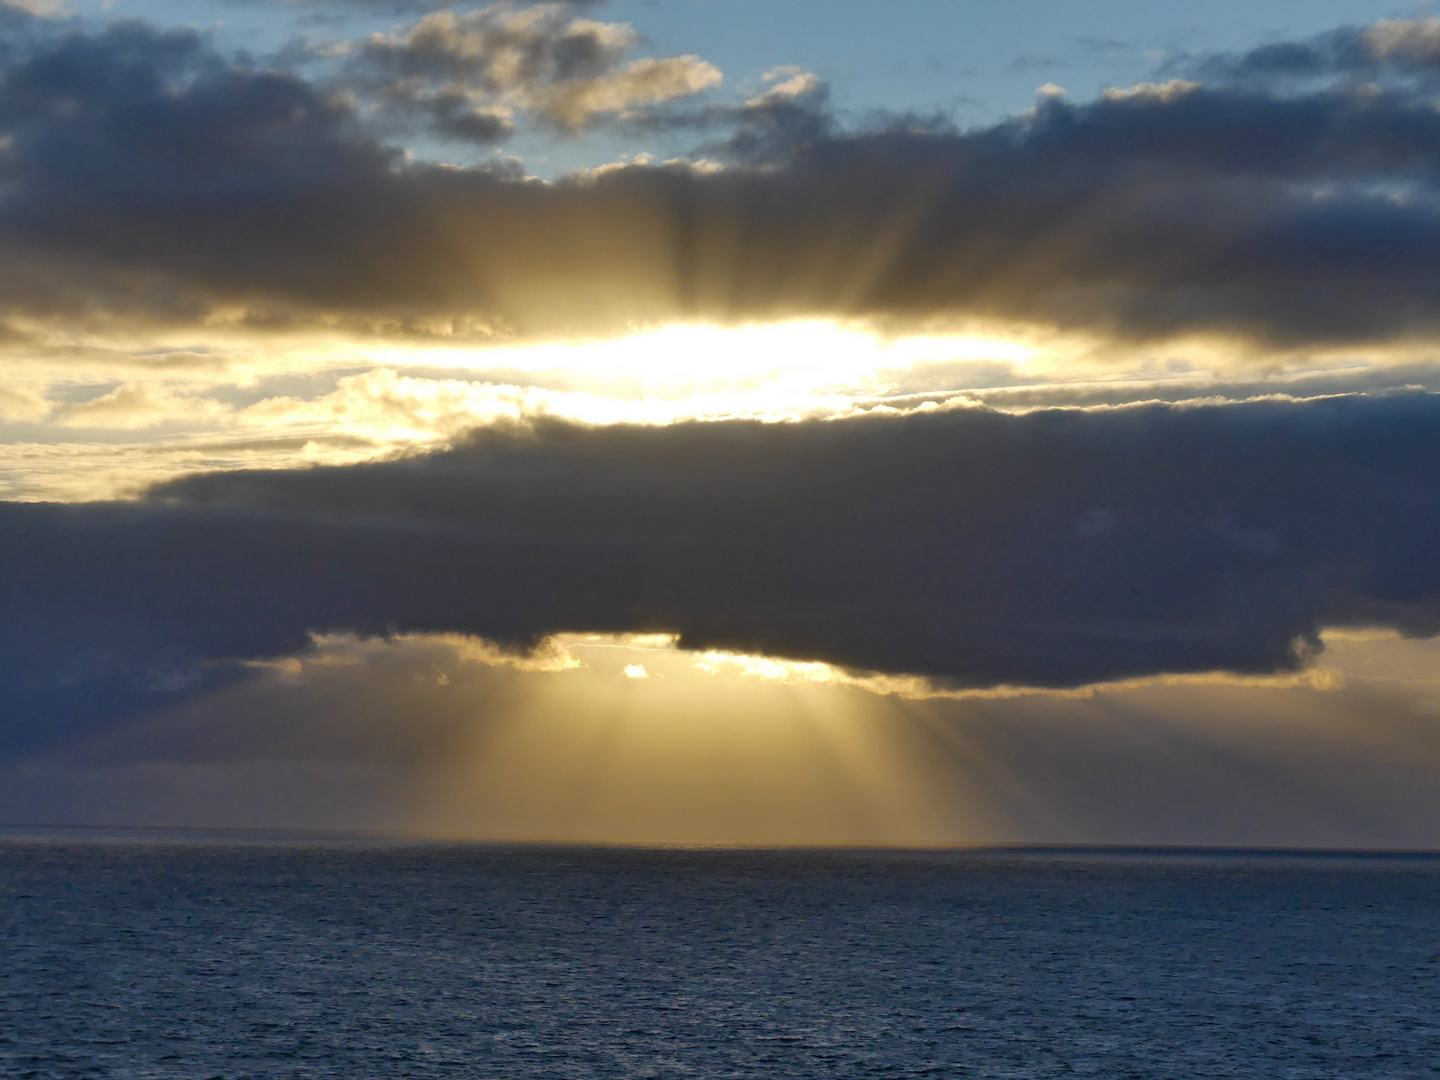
[384,82,515,143]
[0,498,639,755]
[1186,19,1440,84]
[0,3,37,29]
[5,19,1440,341]
[6,393,1440,755]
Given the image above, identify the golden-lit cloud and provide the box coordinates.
[10,315,1440,502]
[353,3,721,136]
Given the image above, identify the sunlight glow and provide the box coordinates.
[13,314,1440,502]
[285,630,1349,703]
[394,632,970,847]
[195,626,1440,846]
[356,319,1040,397]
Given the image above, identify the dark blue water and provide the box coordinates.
[2,834,1438,1078]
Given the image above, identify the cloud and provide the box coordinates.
[56,383,231,429]
[0,382,49,422]
[1098,78,1197,103]
[744,69,824,110]
[9,392,1440,755]
[1190,19,1440,82]
[10,12,1440,848]
[1364,19,1440,65]
[350,3,720,138]
[0,0,57,19]
[0,495,640,755]
[7,19,1440,346]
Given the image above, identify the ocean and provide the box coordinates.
[1,833,1437,1078]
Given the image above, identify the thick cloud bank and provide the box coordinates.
[5,393,1440,754]
[4,18,1440,341]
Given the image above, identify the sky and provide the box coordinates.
[5,0,1440,847]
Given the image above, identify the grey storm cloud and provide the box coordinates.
[6,19,1440,342]
[6,392,1440,756]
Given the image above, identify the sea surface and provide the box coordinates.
[1,831,1438,1079]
